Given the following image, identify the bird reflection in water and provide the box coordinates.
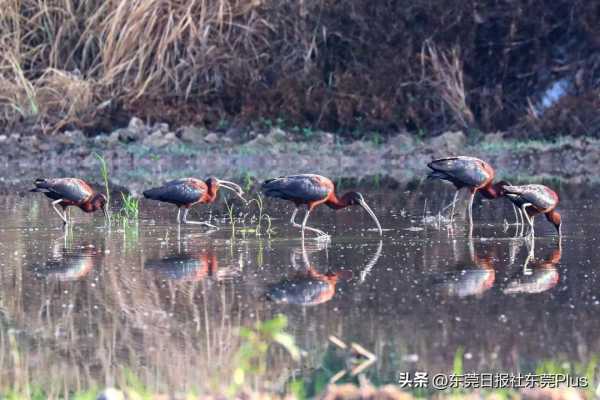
[434,239,497,298]
[33,243,101,282]
[144,243,239,282]
[265,241,382,306]
[504,239,562,295]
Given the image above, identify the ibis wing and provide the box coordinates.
[145,254,205,280]
[143,179,205,205]
[266,277,333,305]
[262,175,330,202]
[37,178,93,203]
[428,157,489,187]
[503,184,556,210]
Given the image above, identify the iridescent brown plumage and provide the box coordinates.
[427,156,508,226]
[30,178,107,225]
[435,241,497,298]
[264,244,353,306]
[504,245,561,294]
[261,174,382,240]
[143,177,245,227]
[502,184,561,237]
[145,250,221,282]
[33,245,101,282]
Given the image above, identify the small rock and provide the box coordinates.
[178,126,208,144]
[142,131,163,147]
[203,132,219,144]
[163,131,178,143]
[93,135,109,147]
[0,135,6,143]
[143,131,179,147]
[245,133,266,147]
[266,127,287,143]
[38,142,52,152]
[56,130,85,145]
[319,132,335,145]
[128,117,145,132]
[115,128,141,143]
[224,127,246,142]
[153,122,169,134]
[246,129,288,147]
[107,131,121,146]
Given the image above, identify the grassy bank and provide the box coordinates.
[0,1,599,138]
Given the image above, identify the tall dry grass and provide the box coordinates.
[0,0,277,131]
[423,42,474,129]
[0,0,599,136]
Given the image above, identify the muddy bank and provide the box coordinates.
[0,119,597,193]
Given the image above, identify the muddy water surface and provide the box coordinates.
[0,185,598,394]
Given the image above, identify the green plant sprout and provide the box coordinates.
[119,193,139,222]
[247,194,275,237]
[94,153,112,224]
[229,314,301,395]
[224,197,237,236]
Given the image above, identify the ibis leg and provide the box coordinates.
[449,190,459,223]
[467,191,475,227]
[181,208,217,228]
[290,207,300,227]
[511,204,520,237]
[51,200,69,225]
[521,204,534,237]
[176,208,181,224]
[300,208,328,240]
[517,208,526,237]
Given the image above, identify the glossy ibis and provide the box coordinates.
[504,244,561,294]
[434,239,496,298]
[427,156,508,225]
[502,184,561,237]
[30,178,107,225]
[265,268,345,306]
[145,250,222,282]
[264,243,353,306]
[33,244,101,282]
[261,174,382,240]
[143,177,245,227]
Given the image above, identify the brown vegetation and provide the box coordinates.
[0,0,599,137]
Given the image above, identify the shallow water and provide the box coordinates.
[0,184,599,394]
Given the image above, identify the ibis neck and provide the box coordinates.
[326,193,350,209]
[480,182,502,199]
[206,182,219,202]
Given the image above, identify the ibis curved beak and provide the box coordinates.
[217,179,247,203]
[358,198,383,236]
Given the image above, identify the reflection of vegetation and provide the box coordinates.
[230,314,300,395]
[224,197,237,236]
[535,357,597,395]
